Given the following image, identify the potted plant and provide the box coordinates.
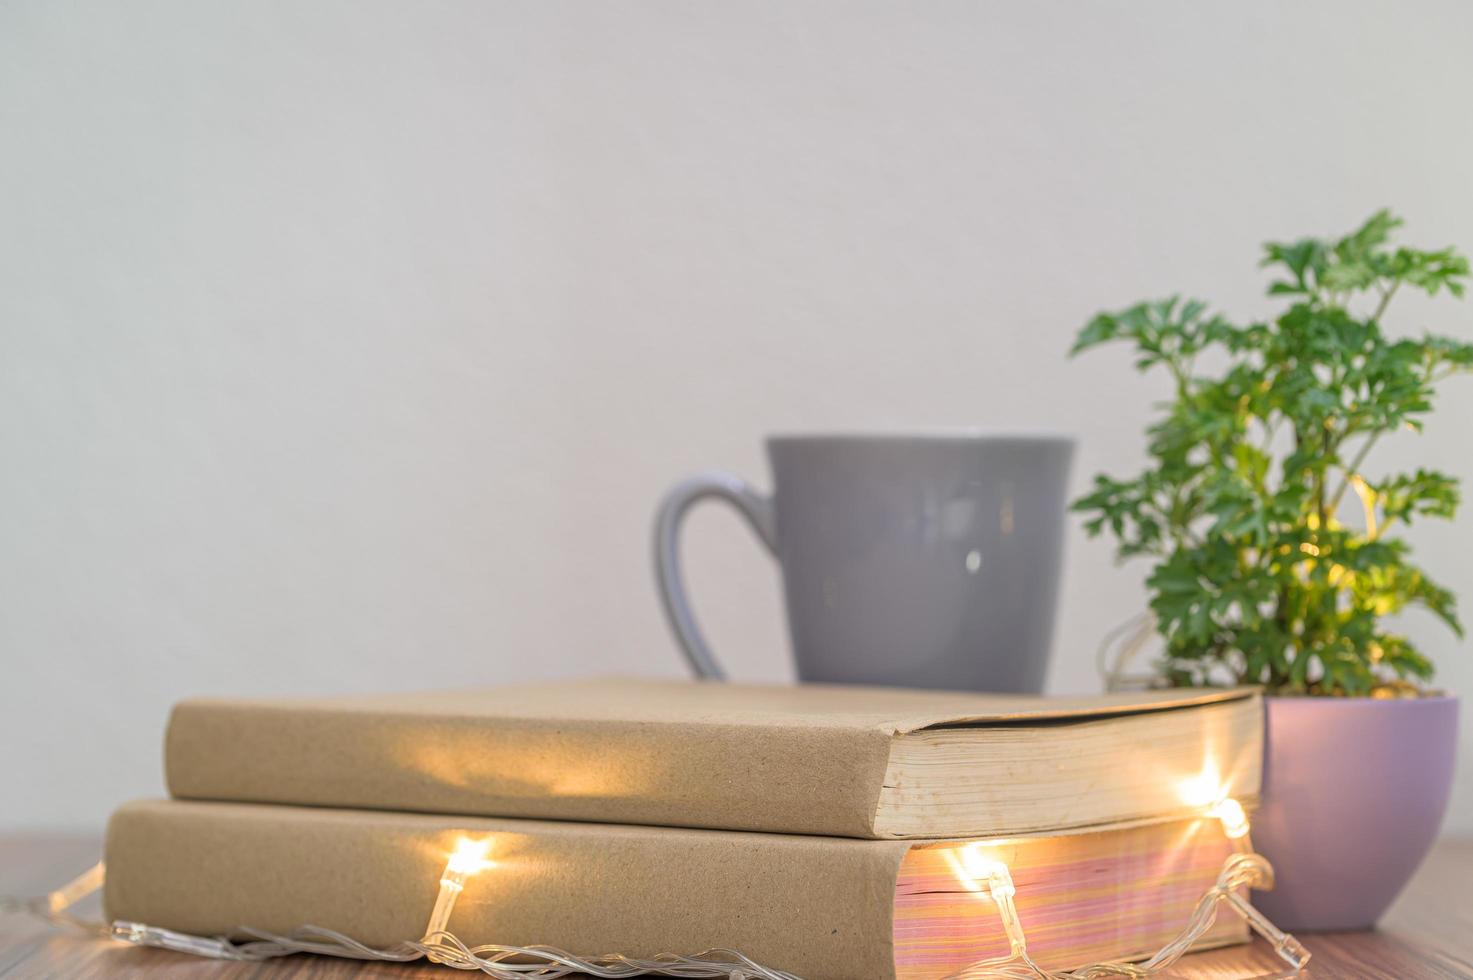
[1071,211,1470,931]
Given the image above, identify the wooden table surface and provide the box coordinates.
[2,836,1470,979]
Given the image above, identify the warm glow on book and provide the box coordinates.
[892,817,1244,978]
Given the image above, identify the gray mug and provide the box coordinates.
[654,434,1074,692]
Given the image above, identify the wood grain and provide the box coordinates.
[2,836,1471,979]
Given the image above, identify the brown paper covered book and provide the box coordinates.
[105,799,1247,980]
[166,677,1261,839]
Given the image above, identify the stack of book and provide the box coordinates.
[104,677,1263,978]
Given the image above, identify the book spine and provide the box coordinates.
[165,703,895,837]
[104,800,907,980]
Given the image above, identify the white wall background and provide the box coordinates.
[3,1,1472,834]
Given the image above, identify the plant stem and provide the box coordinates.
[1328,432,1380,512]
[1325,279,1400,511]
[1371,280,1400,322]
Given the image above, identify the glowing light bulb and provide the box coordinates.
[423,837,493,959]
[955,844,1027,957]
[445,838,494,879]
[960,846,1016,899]
[1178,762,1253,849]
[1176,762,1223,809]
[47,862,105,915]
[1214,797,1250,840]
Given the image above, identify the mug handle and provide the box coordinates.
[653,472,778,680]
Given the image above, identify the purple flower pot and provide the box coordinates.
[1251,695,1458,931]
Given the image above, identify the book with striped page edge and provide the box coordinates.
[105,800,1248,980]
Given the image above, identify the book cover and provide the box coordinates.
[165,677,1261,839]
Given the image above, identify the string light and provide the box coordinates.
[18,842,799,979]
[0,862,110,939]
[941,797,1309,979]
[1179,763,1253,850]
[1212,797,1252,852]
[4,802,1307,980]
[955,845,1027,958]
[424,837,493,961]
[1213,798,1249,839]
[105,921,802,978]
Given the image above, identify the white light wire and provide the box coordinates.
[6,845,1305,979]
[1096,610,1160,692]
[111,920,801,979]
[11,862,798,979]
[941,852,1308,979]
